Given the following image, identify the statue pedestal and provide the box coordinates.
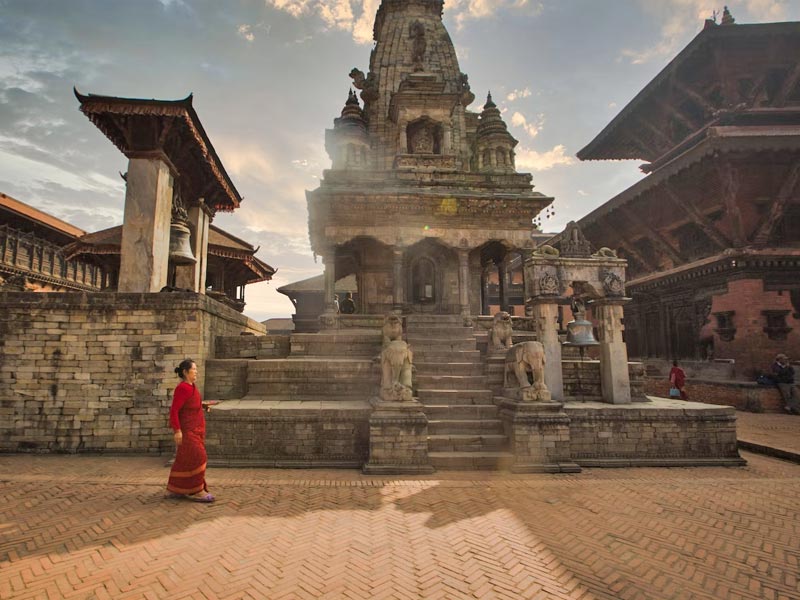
[363,398,434,475]
[498,398,580,473]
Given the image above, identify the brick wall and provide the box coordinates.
[0,292,264,453]
[708,278,800,378]
[643,377,785,413]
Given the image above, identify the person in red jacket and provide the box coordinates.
[166,359,215,502]
[669,360,688,400]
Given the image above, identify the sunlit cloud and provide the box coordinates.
[516,144,575,171]
[238,24,256,42]
[511,111,544,139]
[507,87,532,102]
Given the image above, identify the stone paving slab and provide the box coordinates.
[2,453,800,599]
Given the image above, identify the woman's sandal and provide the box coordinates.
[187,493,215,503]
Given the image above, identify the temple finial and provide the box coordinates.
[721,6,735,25]
[484,92,496,109]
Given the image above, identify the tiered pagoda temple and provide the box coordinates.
[574,11,800,376]
[305,0,551,324]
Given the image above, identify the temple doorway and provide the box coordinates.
[406,239,457,314]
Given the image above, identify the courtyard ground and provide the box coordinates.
[1,412,799,600]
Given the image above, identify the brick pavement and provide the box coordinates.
[735,411,800,460]
[2,453,800,600]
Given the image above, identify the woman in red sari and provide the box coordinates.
[166,359,214,502]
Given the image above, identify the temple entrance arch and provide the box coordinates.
[477,240,524,316]
[405,238,458,314]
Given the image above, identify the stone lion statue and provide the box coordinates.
[533,244,560,257]
[593,247,618,258]
[382,314,404,347]
[504,341,546,391]
[490,311,513,350]
[381,340,414,402]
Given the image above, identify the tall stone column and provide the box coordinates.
[458,249,470,320]
[392,247,405,311]
[530,301,564,401]
[323,248,336,312]
[593,299,632,404]
[118,157,174,293]
[497,259,508,313]
[175,201,211,293]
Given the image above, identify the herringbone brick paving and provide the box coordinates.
[1,453,799,599]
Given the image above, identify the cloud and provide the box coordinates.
[238,24,256,42]
[516,144,575,171]
[448,0,544,28]
[506,87,532,102]
[621,0,789,64]
[510,111,544,139]
[264,0,543,43]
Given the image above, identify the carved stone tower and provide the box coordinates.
[307,0,553,321]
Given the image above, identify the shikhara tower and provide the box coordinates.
[307,0,552,323]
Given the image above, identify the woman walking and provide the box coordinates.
[166,359,215,502]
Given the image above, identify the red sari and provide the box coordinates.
[167,381,208,495]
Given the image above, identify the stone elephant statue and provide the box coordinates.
[504,341,546,390]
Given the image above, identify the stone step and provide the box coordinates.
[417,389,494,404]
[406,315,465,325]
[413,350,482,362]
[429,451,514,471]
[405,325,474,336]
[415,375,487,390]
[246,359,374,397]
[407,338,477,351]
[428,434,508,453]
[428,419,504,435]
[414,362,485,376]
[423,404,500,419]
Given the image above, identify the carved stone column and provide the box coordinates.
[118,157,174,293]
[175,200,211,293]
[392,246,405,311]
[530,300,564,401]
[320,247,338,329]
[458,249,470,320]
[592,298,632,404]
[497,259,508,313]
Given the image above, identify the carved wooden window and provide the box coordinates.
[713,310,736,342]
[762,310,792,341]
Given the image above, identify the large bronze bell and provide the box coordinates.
[563,295,599,349]
[169,222,196,265]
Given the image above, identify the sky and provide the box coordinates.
[2,0,799,322]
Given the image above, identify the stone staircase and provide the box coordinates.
[406,315,513,470]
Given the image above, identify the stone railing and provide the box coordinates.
[0,225,103,291]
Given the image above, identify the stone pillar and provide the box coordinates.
[175,201,211,293]
[530,301,564,401]
[118,157,174,293]
[392,247,405,311]
[497,259,508,313]
[593,299,632,404]
[458,249,470,320]
[323,248,336,312]
[363,399,434,475]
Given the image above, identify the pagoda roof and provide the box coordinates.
[0,192,86,240]
[74,89,242,212]
[63,223,275,284]
[578,21,800,162]
[277,274,357,295]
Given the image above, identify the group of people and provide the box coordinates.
[333,292,356,314]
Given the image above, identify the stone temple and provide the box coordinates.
[0,0,745,473]
[307,0,551,323]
